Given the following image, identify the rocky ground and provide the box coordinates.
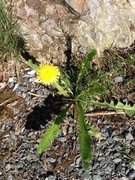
[0,0,135,179]
[0,47,135,180]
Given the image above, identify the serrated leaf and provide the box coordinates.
[89,100,135,116]
[76,50,96,86]
[76,101,92,169]
[37,105,70,154]
[60,70,73,95]
[37,123,59,154]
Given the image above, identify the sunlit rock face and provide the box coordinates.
[7,0,135,63]
[72,0,135,54]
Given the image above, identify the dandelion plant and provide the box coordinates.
[28,50,135,169]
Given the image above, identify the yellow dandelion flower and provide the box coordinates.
[37,64,60,85]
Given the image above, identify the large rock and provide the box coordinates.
[8,0,135,63]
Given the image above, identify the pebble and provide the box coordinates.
[18,84,28,92]
[29,77,39,83]
[47,158,56,163]
[127,169,135,179]
[45,175,56,180]
[126,133,134,140]
[114,76,123,83]
[81,171,91,180]
[68,126,73,134]
[13,83,19,91]
[23,171,28,178]
[5,164,12,171]
[7,173,13,180]
[58,137,66,142]
[8,77,17,83]
[131,161,135,170]
[78,46,85,53]
[113,158,122,164]
[92,163,99,170]
[68,165,74,173]
[27,70,36,77]
[121,178,129,180]
[75,156,81,167]
[93,175,102,180]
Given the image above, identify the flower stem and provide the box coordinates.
[53,81,69,97]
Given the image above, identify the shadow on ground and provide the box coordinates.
[25,94,66,130]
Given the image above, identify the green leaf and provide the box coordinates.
[77,86,105,99]
[37,123,59,154]
[60,70,73,95]
[89,100,135,116]
[37,105,70,154]
[76,101,92,169]
[28,59,39,71]
[76,50,96,86]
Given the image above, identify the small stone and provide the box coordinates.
[18,85,28,92]
[13,84,19,91]
[127,169,135,179]
[78,46,85,53]
[8,77,17,83]
[77,169,84,176]
[120,177,128,180]
[92,163,99,170]
[22,92,27,99]
[75,156,81,167]
[5,164,12,171]
[0,82,6,89]
[68,126,73,134]
[68,165,74,173]
[7,173,13,180]
[47,158,56,163]
[70,163,75,167]
[93,175,102,180]
[114,76,123,83]
[16,163,24,169]
[112,136,119,141]
[29,77,39,83]
[131,161,135,170]
[23,172,28,178]
[27,70,36,77]
[72,136,76,140]
[113,158,122,164]
[126,133,133,140]
[58,137,66,142]
[13,108,20,115]
[81,171,91,180]
[45,175,56,180]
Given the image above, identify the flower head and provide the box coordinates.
[37,64,60,85]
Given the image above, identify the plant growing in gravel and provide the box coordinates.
[28,50,135,169]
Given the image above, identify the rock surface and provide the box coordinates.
[7,0,135,63]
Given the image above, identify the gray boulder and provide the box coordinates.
[7,0,135,63]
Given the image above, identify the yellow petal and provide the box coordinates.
[37,64,60,85]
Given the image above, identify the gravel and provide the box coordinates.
[0,66,135,180]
